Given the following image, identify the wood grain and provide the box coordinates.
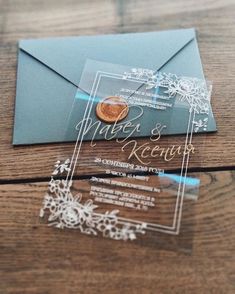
[0,0,235,180]
[0,1,235,293]
[0,171,234,293]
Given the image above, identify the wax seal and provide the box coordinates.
[96,96,129,123]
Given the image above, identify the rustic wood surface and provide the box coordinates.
[0,0,235,180]
[0,0,234,293]
[0,171,234,293]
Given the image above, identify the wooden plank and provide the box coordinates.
[0,0,235,180]
[0,0,234,293]
[0,170,234,293]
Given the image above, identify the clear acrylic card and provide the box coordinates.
[40,60,213,248]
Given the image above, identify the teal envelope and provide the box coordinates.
[13,28,216,145]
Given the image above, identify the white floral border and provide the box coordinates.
[122,68,212,133]
[40,159,147,241]
[123,68,212,125]
[40,68,212,241]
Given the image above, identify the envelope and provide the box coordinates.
[13,28,216,145]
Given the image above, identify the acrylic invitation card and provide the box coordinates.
[40,60,212,244]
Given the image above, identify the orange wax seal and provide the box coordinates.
[96,96,129,123]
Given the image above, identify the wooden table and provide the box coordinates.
[0,0,234,293]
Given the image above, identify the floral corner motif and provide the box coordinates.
[40,159,147,241]
[193,118,208,132]
[122,68,211,114]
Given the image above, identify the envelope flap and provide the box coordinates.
[19,29,196,87]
